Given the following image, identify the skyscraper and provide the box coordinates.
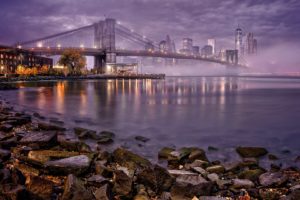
[207,39,216,55]
[235,26,243,56]
[246,33,258,54]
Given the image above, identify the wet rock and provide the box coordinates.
[135,136,150,143]
[192,166,208,176]
[49,119,64,126]
[238,169,265,182]
[207,173,219,182]
[223,161,240,172]
[27,150,81,164]
[168,170,197,176]
[239,157,259,167]
[33,112,45,120]
[171,174,213,198]
[181,147,208,162]
[45,155,92,175]
[97,131,115,144]
[19,131,57,148]
[95,161,113,178]
[158,192,172,200]
[232,178,255,189]
[0,168,11,184]
[134,194,150,200]
[199,197,227,200]
[4,116,31,126]
[86,175,109,187]
[0,131,13,141]
[289,185,300,200]
[38,122,66,131]
[259,172,288,187]
[74,127,97,139]
[62,174,94,200]
[0,124,13,132]
[113,170,133,197]
[0,136,18,149]
[94,183,113,200]
[0,148,11,161]
[268,154,279,160]
[259,188,288,200]
[158,147,175,159]
[137,165,175,194]
[236,146,268,158]
[26,175,54,200]
[207,146,219,151]
[112,148,152,170]
[14,162,40,177]
[186,159,209,169]
[206,165,225,174]
[1,184,28,200]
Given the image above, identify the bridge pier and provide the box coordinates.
[94,55,106,74]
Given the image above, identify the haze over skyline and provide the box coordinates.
[1,0,299,49]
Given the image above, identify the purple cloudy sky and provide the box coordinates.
[1,0,299,50]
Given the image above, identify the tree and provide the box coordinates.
[58,49,86,75]
[39,65,49,75]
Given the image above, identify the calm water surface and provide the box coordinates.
[1,77,300,165]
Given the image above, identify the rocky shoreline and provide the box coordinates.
[0,100,300,200]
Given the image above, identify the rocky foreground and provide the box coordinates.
[0,101,300,200]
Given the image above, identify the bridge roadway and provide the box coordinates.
[25,47,246,68]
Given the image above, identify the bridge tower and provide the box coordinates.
[94,18,116,73]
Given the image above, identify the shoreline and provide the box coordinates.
[0,99,300,199]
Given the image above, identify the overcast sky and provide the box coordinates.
[1,0,300,50]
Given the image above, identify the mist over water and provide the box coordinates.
[1,77,300,166]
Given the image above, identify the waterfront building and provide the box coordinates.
[201,45,213,57]
[0,45,52,74]
[192,46,200,55]
[207,39,216,55]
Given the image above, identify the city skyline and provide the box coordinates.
[1,0,299,49]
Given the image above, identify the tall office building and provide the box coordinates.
[235,26,243,56]
[207,39,216,55]
[182,38,193,52]
[246,33,258,54]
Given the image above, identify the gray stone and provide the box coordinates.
[207,173,219,182]
[94,184,113,200]
[62,174,94,200]
[259,172,288,187]
[113,170,133,197]
[168,169,197,176]
[135,136,150,143]
[192,166,208,176]
[86,175,109,187]
[0,148,11,161]
[19,132,57,148]
[38,122,66,131]
[171,174,213,198]
[232,178,255,189]
[236,146,268,158]
[45,155,92,175]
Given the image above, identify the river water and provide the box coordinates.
[1,77,300,166]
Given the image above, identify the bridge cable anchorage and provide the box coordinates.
[17,24,94,46]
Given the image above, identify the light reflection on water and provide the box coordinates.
[1,77,300,165]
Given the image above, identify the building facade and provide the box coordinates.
[0,45,52,74]
[201,45,213,57]
[235,26,243,56]
[246,33,258,55]
[207,39,216,55]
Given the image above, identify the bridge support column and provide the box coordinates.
[94,55,106,74]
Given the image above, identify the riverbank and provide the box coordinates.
[0,74,165,83]
[0,99,300,199]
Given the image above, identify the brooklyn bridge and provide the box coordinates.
[17,18,245,73]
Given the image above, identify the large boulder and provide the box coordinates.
[27,150,81,164]
[45,155,92,175]
[113,170,133,197]
[62,174,94,200]
[38,122,66,131]
[136,165,175,194]
[171,174,213,198]
[93,183,113,200]
[19,132,57,148]
[112,148,152,170]
[26,175,54,200]
[259,172,288,187]
[236,147,268,158]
